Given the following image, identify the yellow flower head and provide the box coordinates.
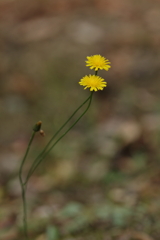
[79,75,107,91]
[86,54,111,71]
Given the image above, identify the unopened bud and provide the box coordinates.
[39,129,45,137]
[33,121,42,132]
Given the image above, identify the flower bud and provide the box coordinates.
[33,121,42,132]
[39,130,45,137]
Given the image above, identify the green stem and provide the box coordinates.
[19,132,36,184]
[21,185,28,239]
[25,94,92,184]
[26,92,93,182]
[19,131,36,240]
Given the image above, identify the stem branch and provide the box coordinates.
[26,92,93,182]
[19,131,36,240]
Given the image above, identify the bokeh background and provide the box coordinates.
[0,0,160,239]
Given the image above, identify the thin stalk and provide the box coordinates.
[25,94,92,184]
[19,131,36,240]
[26,92,93,182]
[21,185,28,239]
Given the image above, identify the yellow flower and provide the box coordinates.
[86,54,111,71]
[79,75,107,91]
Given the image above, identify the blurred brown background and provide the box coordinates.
[0,0,160,239]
